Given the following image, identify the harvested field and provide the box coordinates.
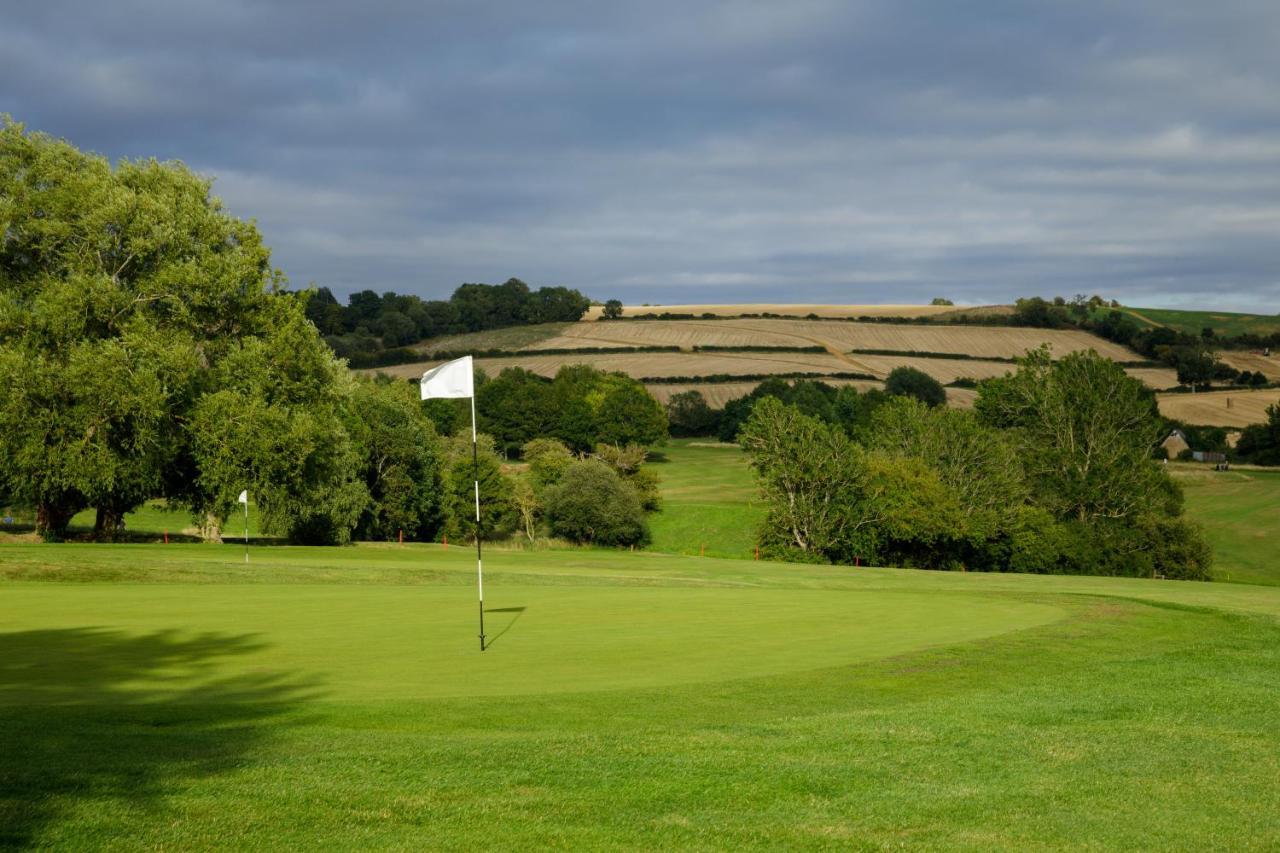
[1218,351,1279,380]
[409,322,572,355]
[373,348,1176,390]
[1157,388,1280,427]
[530,318,1138,362]
[852,354,1010,383]
[645,379,884,408]
[1121,366,1181,388]
[373,350,860,381]
[646,380,980,410]
[582,303,995,320]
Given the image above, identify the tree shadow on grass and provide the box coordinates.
[0,627,320,848]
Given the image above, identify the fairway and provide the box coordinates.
[4,543,1280,848]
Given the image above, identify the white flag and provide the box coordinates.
[420,355,474,400]
[237,490,248,505]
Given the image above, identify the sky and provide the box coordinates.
[2,1,1279,310]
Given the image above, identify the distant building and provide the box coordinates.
[1192,450,1227,463]
[1161,429,1190,459]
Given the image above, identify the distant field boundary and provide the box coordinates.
[641,370,879,384]
[608,311,1020,326]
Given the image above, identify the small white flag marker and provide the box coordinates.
[237,490,249,562]
[419,355,488,651]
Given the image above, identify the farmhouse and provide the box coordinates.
[1161,429,1190,459]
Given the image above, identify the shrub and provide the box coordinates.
[545,460,649,546]
[884,366,947,407]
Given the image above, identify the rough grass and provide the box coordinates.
[647,440,764,558]
[2,542,1279,849]
[1123,306,1280,338]
[1174,465,1280,586]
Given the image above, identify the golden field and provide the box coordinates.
[644,381,979,410]
[1155,389,1280,428]
[374,348,1168,390]
[580,303,998,320]
[529,318,1138,362]
[1218,350,1278,380]
[366,306,1278,426]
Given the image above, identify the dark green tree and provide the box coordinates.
[347,378,445,541]
[545,460,648,546]
[884,366,947,407]
[666,390,719,437]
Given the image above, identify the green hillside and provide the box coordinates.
[1122,306,1280,337]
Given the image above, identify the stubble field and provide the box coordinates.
[1156,388,1280,428]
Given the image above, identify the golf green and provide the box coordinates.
[0,583,1062,700]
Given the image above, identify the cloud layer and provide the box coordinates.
[3,1,1279,309]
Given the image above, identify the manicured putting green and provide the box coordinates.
[0,584,1062,701]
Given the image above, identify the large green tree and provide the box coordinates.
[346,377,445,542]
[0,118,367,543]
[975,347,1210,578]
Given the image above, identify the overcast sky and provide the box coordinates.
[3,1,1279,309]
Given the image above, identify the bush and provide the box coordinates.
[666,390,720,437]
[884,366,947,407]
[545,460,648,546]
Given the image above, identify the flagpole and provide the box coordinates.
[471,392,486,651]
[244,497,249,564]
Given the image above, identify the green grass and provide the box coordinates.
[3,443,1280,847]
[1175,465,1280,586]
[647,439,764,558]
[1,500,264,542]
[1121,306,1280,338]
[2,543,1280,848]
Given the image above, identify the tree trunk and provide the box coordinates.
[93,505,127,542]
[200,512,223,543]
[35,501,76,542]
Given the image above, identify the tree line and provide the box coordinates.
[306,278,593,359]
[736,348,1211,579]
[664,367,948,441]
[1011,296,1272,387]
[0,119,665,546]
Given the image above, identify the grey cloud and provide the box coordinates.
[1,0,1278,310]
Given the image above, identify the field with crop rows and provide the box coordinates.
[375,348,1170,391]
[1156,388,1280,428]
[580,303,998,320]
[530,318,1138,361]
[1217,350,1279,379]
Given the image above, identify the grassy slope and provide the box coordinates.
[647,440,764,558]
[1122,306,1280,337]
[1174,466,1280,586]
[2,544,1279,848]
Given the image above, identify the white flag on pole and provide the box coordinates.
[237,489,248,505]
[420,355,474,400]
